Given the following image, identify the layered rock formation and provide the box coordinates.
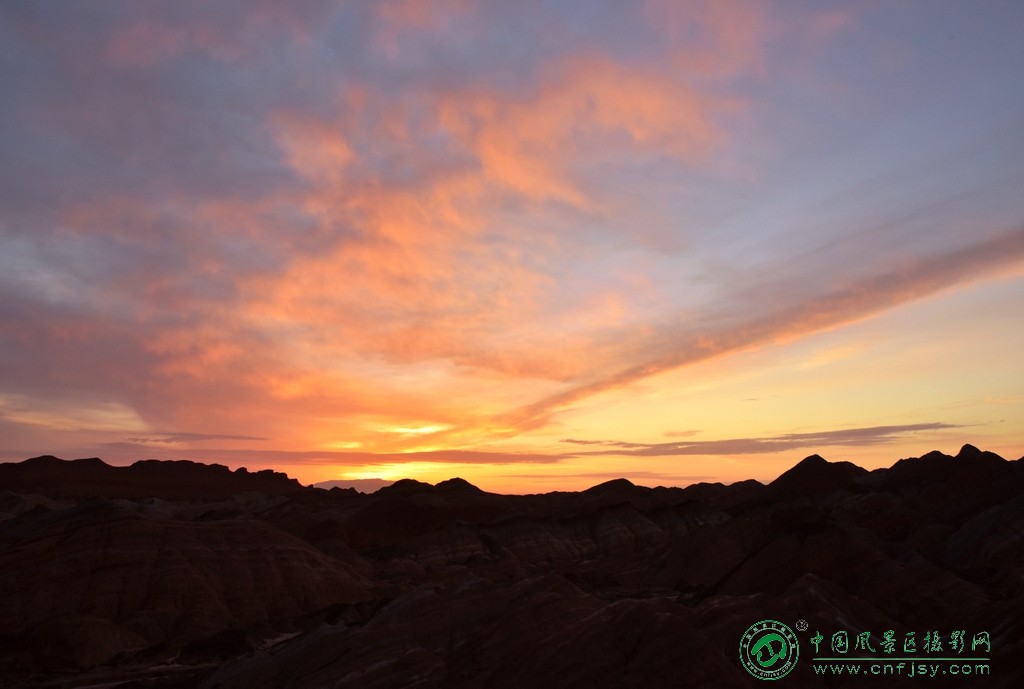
[0,447,1021,688]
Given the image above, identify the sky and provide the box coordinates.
[1,1,1022,493]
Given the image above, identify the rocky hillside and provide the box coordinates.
[0,446,1021,688]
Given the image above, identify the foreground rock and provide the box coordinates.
[0,446,1021,688]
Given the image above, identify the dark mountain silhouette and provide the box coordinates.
[0,446,1021,688]
[0,455,301,501]
[768,453,868,497]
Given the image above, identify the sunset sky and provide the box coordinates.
[1,1,1022,492]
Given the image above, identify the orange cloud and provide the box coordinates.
[437,55,726,207]
[249,41,744,383]
[195,34,762,454]
[275,113,355,187]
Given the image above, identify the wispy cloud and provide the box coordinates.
[123,432,268,445]
[508,228,1024,430]
[561,423,962,457]
[95,443,572,467]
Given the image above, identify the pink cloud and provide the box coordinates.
[809,9,855,42]
[645,0,768,77]
[104,21,187,69]
[372,0,476,60]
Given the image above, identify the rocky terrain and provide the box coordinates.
[0,445,1021,688]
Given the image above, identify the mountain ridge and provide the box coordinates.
[8,442,1019,499]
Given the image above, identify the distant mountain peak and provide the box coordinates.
[918,449,954,462]
[957,443,981,457]
[24,454,63,463]
[770,453,867,496]
[377,478,433,495]
[435,477,482,492]
[954,443,1006,465]
[583,478,640,495]
[24,455,107,467]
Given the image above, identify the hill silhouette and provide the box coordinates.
[0,445,1021,688]
[0,455,301,500]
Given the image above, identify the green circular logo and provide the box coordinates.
[739,620,799,680]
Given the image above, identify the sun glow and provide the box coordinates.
[325,441,363,450]
[341,461,468,482]
[384,425,452,436]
